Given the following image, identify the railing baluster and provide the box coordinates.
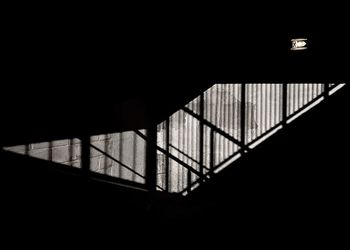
[221,85,225,162]
[251,84,254,140]
[268,84,271,127]
[220,85,224,162]
[225,85,229,158]
[81,135,90,175]
[199,93,204,182]
[228,84,233,154]
[165,118,169,192]
[303,83,307,106]
[282,83,288,124]
[146,126,157,191]
[324,83,330,98]
[265,84,268,131]
[241,84,246,150]
[235,84,239,152]
[273,84,277,126]
[259,84,262,136]
[210,129,214,177]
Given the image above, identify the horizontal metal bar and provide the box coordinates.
[88,171,150,191]
[134,130,208,180]
[169,144,210,171]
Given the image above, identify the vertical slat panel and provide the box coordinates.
[195,106,200,183]
[258,84,262,136]
[234,84,239,153]
[241,84,246,146]
[245,84,250,142]
[222,85,227,160]
[293,84,297,113]
[252,84,256,140]
[228,84,233,155]
[220,85,224,162]
[287,84,291,115]
[299,84,303,108]
[295,84,299,110]
[273,84,277,126]
[264,83,268,133]
[186,110,191,190]
[226,85,230,158]
[210,129,214,175]
[267,84,271,131]
[168,115,173,191]
[165,119,169,191]
[303,84,307,106]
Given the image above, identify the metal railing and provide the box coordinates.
[3,83,346,194]
[156,83,346,194]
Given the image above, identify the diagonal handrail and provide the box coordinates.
[168,143,211,171]
[182,107,250,151]
[89,143,166,191]
[134,130,208,180]
[179,83,346,194]
[162,83,346,194]
[89,143,146,180]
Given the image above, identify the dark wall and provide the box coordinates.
[0,148,186,243]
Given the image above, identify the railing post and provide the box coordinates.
[241,84,246,151]
[187,168,192,193]
[199,93,204,182]
[324,84,330,98]
[210,129,214,177]
[165,118,170,192]
[81,135,90,175]
[146,126,157,191]
[282,83,288,125]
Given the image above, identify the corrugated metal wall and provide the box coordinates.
[156,83,344,193]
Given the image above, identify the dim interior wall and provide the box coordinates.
[4,139,82,167]
[4,131,147,184]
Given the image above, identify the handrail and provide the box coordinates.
[168,143,211,171]
[134,130,208,180]
[4,83,344,195]
[89,143,146,180]
[157,83,346,194]
[89,143,166,191]
[182,107,250,151]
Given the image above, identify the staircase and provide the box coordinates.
[1,83,348,243]
[155,83,346,195]
[3,84,346,195]
[155,83,349,241]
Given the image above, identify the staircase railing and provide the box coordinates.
[2,83,346,194]
[156,83,346,195]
